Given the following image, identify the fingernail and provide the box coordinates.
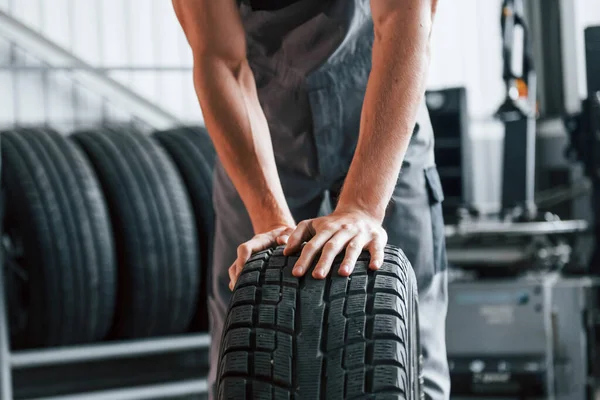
[280,235,289,243]
[294,266,303,275]
[315,268,324,278]
[340,265,350,274]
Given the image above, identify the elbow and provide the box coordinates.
[188,33,247,75]
[193,52,252,94]
[372,1,434,44]
[373,11,432,68]
[194,51,247,80]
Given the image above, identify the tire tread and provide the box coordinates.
[217,244,417,399]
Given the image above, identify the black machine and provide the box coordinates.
[426,86,469,223]
[496,0,538,220]
[447,275,600,400]
[444,0,600,398]
[565,26,600,273]
[445,0,588,274]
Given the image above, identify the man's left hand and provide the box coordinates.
[283,208,387,278]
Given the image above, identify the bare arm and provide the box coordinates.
[284,0,439,278]
[172,0,294,235]
[337,0,439,220]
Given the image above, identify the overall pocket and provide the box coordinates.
[424,166,448,273]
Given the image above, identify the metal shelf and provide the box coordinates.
[0,230,13,400]
[0,185,210,400]
[11,334,210,369]
[29,379,207,400]
[0,255,210,399]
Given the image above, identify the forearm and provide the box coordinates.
[193,56,294,232]
[337,4,434,221]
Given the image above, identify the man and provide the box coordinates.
[172,0,449,398]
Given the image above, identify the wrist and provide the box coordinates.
[254,219,296,234]
[249,205,295,234]
[335,199,386,224]
[237,184,294,233]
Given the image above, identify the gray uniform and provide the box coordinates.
[208,1,450,398]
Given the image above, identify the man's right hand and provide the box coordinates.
[229,225,295,290]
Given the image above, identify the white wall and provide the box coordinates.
[0,0,507,129]
[1,0,597,122]
[561,0,600,113]
[0,0,598,211]
[0,0,198,130]
[429,0,505,119]
[429,0,507,211]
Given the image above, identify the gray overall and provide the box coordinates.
[208,1,450,398]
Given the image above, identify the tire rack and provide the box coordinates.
[0,127,212,398]
[0,9,213,399]
[0,271,211,399]
[0,192,210,399]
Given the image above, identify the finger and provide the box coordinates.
[284,220,313,255]
[232,242,253,283]
[293,230,336,277]
[368,233,387,271]
[228,263,237,291]
[313,228,356,278]
[231,234,277,286]
[236,232,280,262]
[276,227,295,245]
[340,235,369,276]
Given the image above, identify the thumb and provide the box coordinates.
[275,227,295,245]
[276,235,289,245]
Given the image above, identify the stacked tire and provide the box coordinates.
[1,126,216,348]
[72,127,201,338]
[2,128,116,347]
[153,126,216,331]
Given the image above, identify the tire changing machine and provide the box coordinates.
[445,17,600,400]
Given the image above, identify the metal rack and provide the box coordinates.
[0,7,211,400]
[0,270,211,398]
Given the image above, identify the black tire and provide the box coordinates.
[217,244,421,399]
[153,126,215,331]
[159,126,216,168]
[1,128,116,347]
[71,127,199,338]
